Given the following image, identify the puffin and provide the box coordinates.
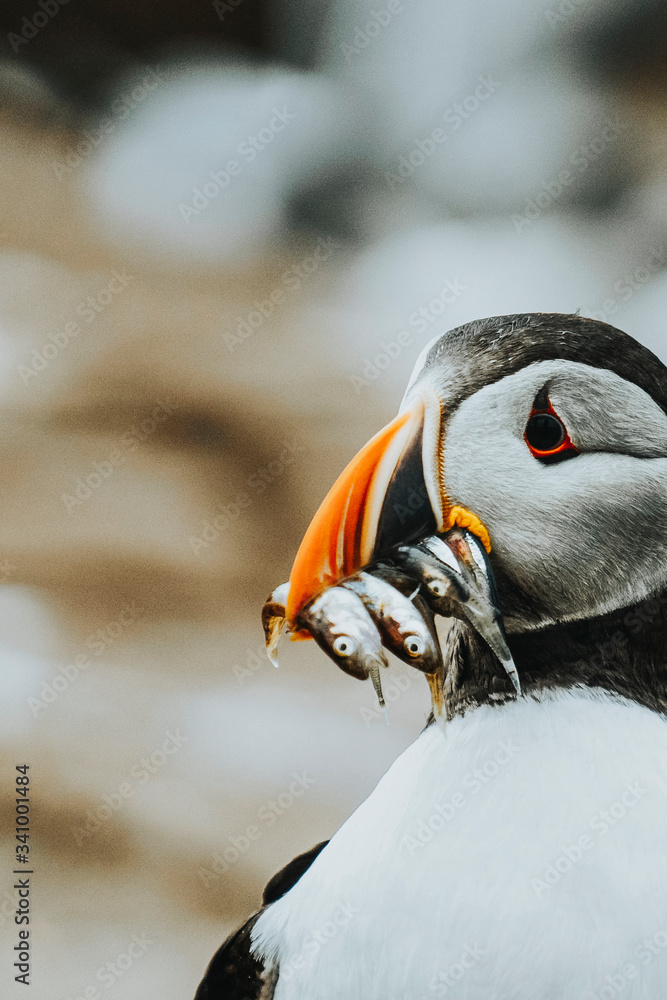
[195,313,667,1000]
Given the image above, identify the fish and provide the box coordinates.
[439,529,520,693]
[261,582,290,668]
[261,526,519,715]
[392,528,521,696]
[297,587,390,714]
[296,587,386,681]
[340,570,442,675]
[262,582,389,713]
[391,539,470,616]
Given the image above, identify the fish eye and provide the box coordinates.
[404,635,426,658]
[428,579,446,597]
[333,636,356,657]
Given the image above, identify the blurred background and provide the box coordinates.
[0,0,665,997]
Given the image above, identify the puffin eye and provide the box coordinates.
[526,413,566,451]
[525,397,578,463]
[333,635,356,657]
[428,579,446,597]
[404,636,426,657]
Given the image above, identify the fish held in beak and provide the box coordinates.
[393,529,521,696]
[340,570,442,676]
[261,582,290,667]
[297,586,390,713]
[263,391,520,710]
[261,583,390,713]
[261,524,520,715]
[393,539,470,616]
[445,530,521,695]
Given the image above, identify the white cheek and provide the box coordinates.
[442,391,667,626]
[413,357,667,628]
[444,427,535,532]
[442,386,534,513]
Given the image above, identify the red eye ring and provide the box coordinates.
[525,398,579,461]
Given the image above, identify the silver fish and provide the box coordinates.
[392,540,469,615]
[297,586,390,713]
[261,582,389,712]
[340,570,442,675]
[393,529,521,696]
[439,530,520,695]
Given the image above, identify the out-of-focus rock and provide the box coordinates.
[82,63,367,266]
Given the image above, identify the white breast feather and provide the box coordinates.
[252,688,667,999]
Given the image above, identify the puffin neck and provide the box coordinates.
[441,584,667,720]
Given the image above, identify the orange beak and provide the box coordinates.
[286,392,491,628]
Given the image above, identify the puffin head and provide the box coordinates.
[287,314,667,711]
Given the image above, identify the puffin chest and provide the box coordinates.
[253,690,667,1000]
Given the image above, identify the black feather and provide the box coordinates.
[194,842,329,999]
